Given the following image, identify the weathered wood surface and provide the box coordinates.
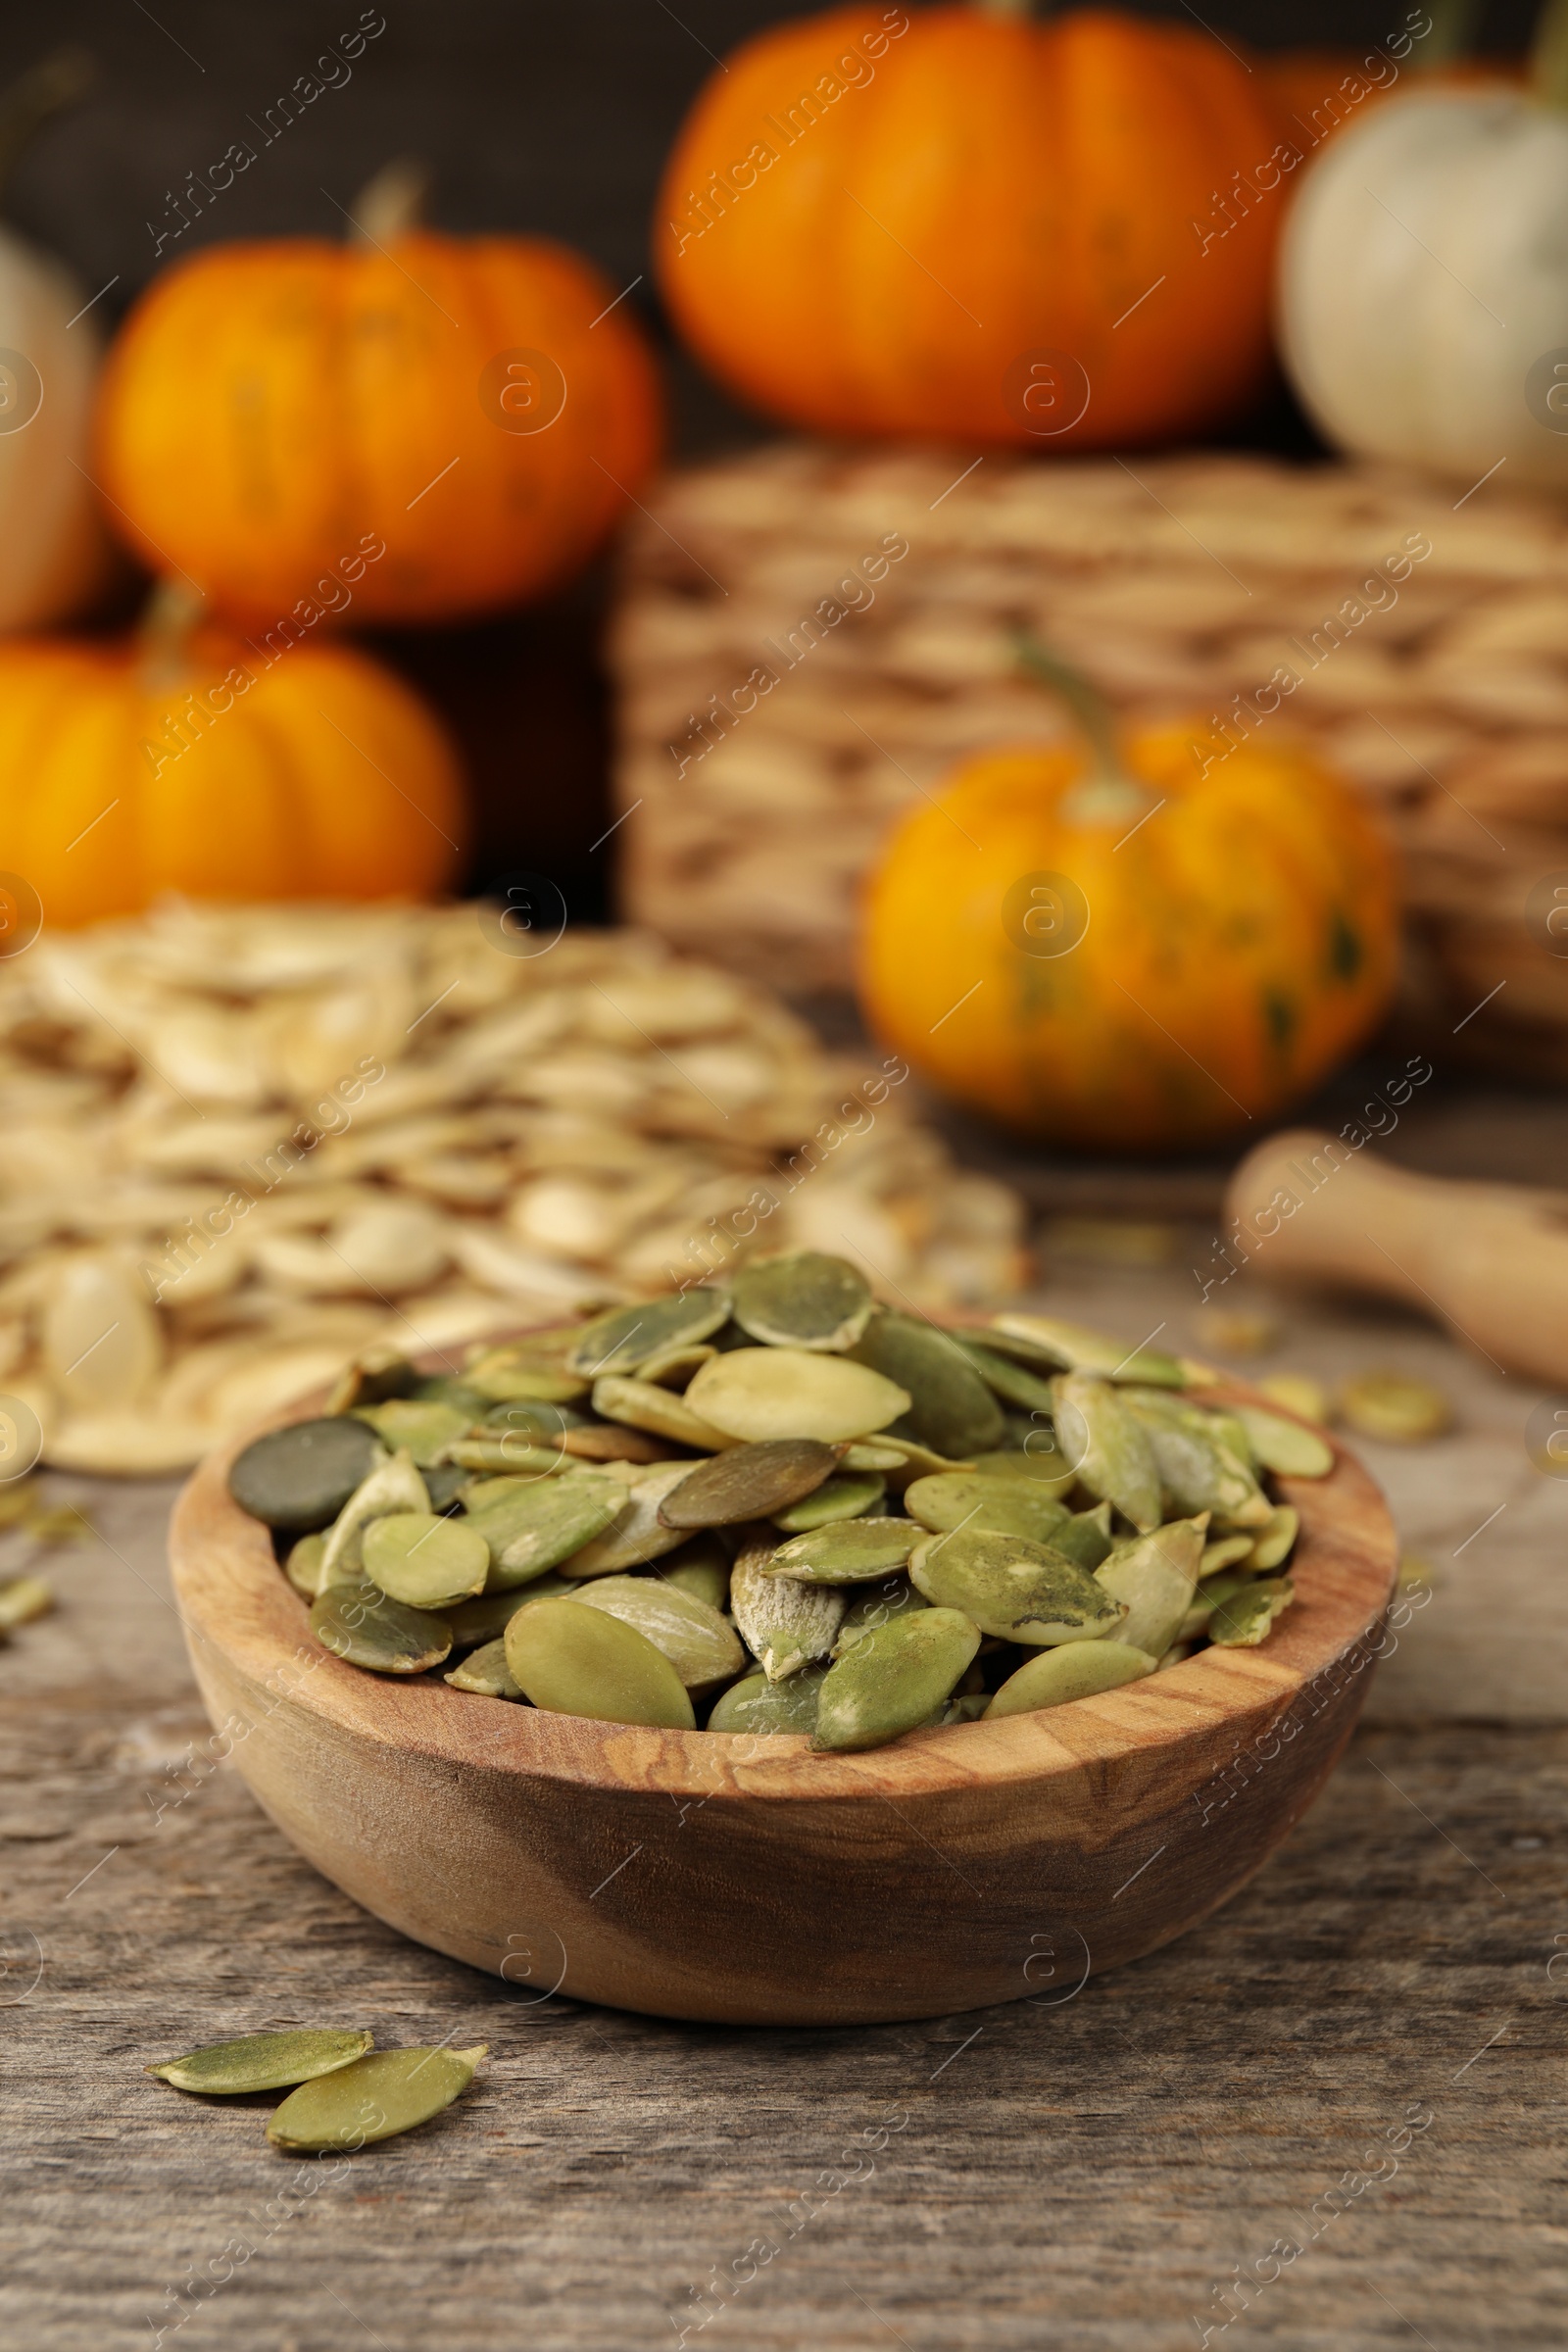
[4,1268,1564,2349]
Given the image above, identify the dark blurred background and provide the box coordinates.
[3,1,1540,913]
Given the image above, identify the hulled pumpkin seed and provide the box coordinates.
[951,1337,1060,1414]
[148,2028,374,2095]
[446,1577,579,1648]
[849,1311,1005,1457]
[1249,1504,1299,1571]
[284,1532,327,1598]
[708,1665,826,1736]
[658,1534,730,1612]
[566,1460,699,1575]
[447,1438,574,1477]
[444,1638,523,1697]
[812,1607,981,1751]
[571,1573,747,1690]
[1199,1534,1256,1579]
[1121,1389,1271,1525]
[988,1312,1184,1387]
[424,1463,473,1513]
[465,1345,590,1404]
[969,1444,1077,1494]
[466,1471,626,1590]
[1050,1501,1115,1571]
[318,1450,431,1585]
[310,1580,452,1675]
[568,1290,731,1379]
[905,1471,1069,1544]
[832,1575,930,1653]
[591,1374,735,1451]
[558,1421,671,1464]
[730,1540,845,1679]
[731,1250,874,1351]
[505,1595,695,1727]
[770,1468,886,1533]
[1051,1374,1161,1532]
[351,1397,473,1467]
[0,1573,53,1628]
[228,1416,384,1534]
[909,1528,1127,1645]
[685,1348,909,1444]
[656,1437,838,1529]
[839,1433,979,1485]
[1207,1576,1296,1647]
[634,1341,718,1388]
[1095,1518,1204,1656]
[1237,1401,1338,1474]
[362,1513,490,1610]
[267,2044,487,2151]
[764,1516,924,1584]
[985,1641,1156,1719]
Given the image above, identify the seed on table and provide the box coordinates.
[570,1573,747,1690]
[905,1471,1069,1544]
[310,1579,452,1676]
[730,1250,875,1352]
[465,1470,626,1590]
[504,1596,695,1728]
[763,1516,926,1584]
[910,1527,1127,1645]
[1051,1373,1161,1533]
[1257,1372,1329,1426]
[566,1460,700,1576]
[0,1573,53,1629]
[267,2044,488,2151]
[1095,1519,1205,1657]
[656,1437,839,1529]
[362,1513,490,1610]
[729,1540,845,1680]
[1207,1577,1296,1647]
[227,1416,384,1534]
[1236,1402,1337,1476]
[567,1290,731,1379]
[985,1641,1157,1719]
[148,2028,374,2095]
[444,1638,523,1697]
[812,1607,981,1751]
[832,1575,930,1653]
[1050,1502,1114,1571]
[685,1348,910,1445]
[351,1397,474,1467]
[591,1374,734,1451]
[318,1449,431,1584]
[708,1666,827,1736]
[850,1311,1004,1458]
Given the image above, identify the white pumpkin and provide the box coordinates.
[0,223,108,630]
[1278,85,1568,489]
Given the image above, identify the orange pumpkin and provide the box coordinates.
[96,169,662,625]
[858,663,1398,1152]
[0,592,466,927]
[656,2,1286,449]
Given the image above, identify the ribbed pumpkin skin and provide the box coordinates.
[858,728,1398,1152]
[1,628,466,927]
[96,235,662,624]
[656,4,1283,449]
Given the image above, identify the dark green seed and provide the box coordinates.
[228,1417,384,1534]
[850,1312,1005,1458]
[730,1251,874,1351]
[657,1438,838,1529]
[310,1580,452,1675]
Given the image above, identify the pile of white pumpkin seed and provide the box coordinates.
[228,1252,1331,1750]
[0,901,1026,1477]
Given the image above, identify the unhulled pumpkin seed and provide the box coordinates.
[566,1460,699,1575]
[764,1516,924,1584]
[909,1528,1127,1645]
[444,1638,523,1696]
[318,1449,430,1584]
[656,1437,838,1529]
[568,1290,731,1379]
[812,1607,980,1751]
[1207,1576,1296,1647]
[730,1250,874,1351]
[228,1416,384,1534]
[559,1421,671,1464]
[1050,1501,1115,1571]
[988,1312,1185,1387]
[446,1577,578,1648]
[905,1471,1069,1544]
[0,1573,53,1628]
[1096,1518,1204,1656]
[310,1579,452,1675]
[707,1665,826,1736]
[466,1469,629,1588]
[1237,1401,1338,1474]
[571,1573,747,1690]
[657,1534,730,1611]
[267,2043,487,2151]
[504,1595,695,1727]
[362,1512,490,1610]
[1051,1373,1161,1533]
[985,1641,1156,1719]
[284,1533,327,1597]
[685,1347,909,1444]
[730,1540,845,1679]
[849,1311,1004,1458]
[591,1374,734,1451]
[770,1468,886,1533]
[832,1575,930,1653]
[148,2028,374,2095]
[1249,1504,1299,1571]
[351,1397,473,1467]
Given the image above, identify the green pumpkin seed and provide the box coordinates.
[446,1577,579,1648]
[1096,1519,1204,1656]
[909,1528,1126,1645]
[410,1375,490,1416]
[464,1343,590,1403]
[424,1464,473,1513]
[571,1573,747,1690]
[566,1460,700,1576]
[324,1348,417,1415]
[657,1535,730,1612]
[444,1638,523,1697]
[832,1575,930,1653]
[685,1348,909,1444]
[837,1441,907,1472]
[730,1250,874,1351]
[1236,1402,1337,1476]
[730,1541,845,1680]
[466,1470,627,1590]
[812,1607,981,1751]
[319,1450,431,1584]
[1051,1502,1115,1571]
[985,1641,1156,1719]
[1199,1534,1256,1579]
[1208,1576,1296,1647]
[351,1398,474,1467]
[1121,1390,1270,1526]
[770,1469,886,1533]
[362,1513,490,1610]
[968,1444,1077,1494]
[284,1532,327,1598]
[905,1471,1069,1544]
[310,1580,452,1676]
[1051,1374,1161,1533]
[951,1337,1060,1413]
[0,1572,51,1628]
[988,1312,1185,1387]
[707,1666,826,1736]
[590,1374,734,1451]
[568,1290,731,1379]
[267,2043,487,2151]
[504,1596,695,1728]
[764,1516,925,1585]
[849,1311,1005,1457]
[479,1396,585,1441]
[228,1416,384,1534]
[447,1437,575,1477]
[1250,1504,1299,1571]
[656,1438,838,1529]
[634,1341,718,1388]
[148,2028,374,2095]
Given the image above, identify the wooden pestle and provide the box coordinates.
[1223,1130,1568,1386]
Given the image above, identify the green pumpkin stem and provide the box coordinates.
[138,580,207,690]
[350,158,429,244]
[1418,0,1481,71]
[1011,630,1157,827]
[1533,0,1568,108]
[0,47,94,213]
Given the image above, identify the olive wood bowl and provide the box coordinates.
[169,1365,1396,2026]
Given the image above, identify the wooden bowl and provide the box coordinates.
[169,1371,1397,2026]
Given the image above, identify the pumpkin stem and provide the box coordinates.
[973,0,1039,15]
[350,158,429,244]
[138,579,207,689]
[1418,0,1481,70]
[1532,0,1568,108]
[1011,630,1158,828]
[0,46,94,210]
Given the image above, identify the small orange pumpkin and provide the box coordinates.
[858,655,1398,1152]
[657,1,1286,449]
[0,590,466,928]
[96,168,662,625]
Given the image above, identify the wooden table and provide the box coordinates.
[5,1259,1564,2352]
